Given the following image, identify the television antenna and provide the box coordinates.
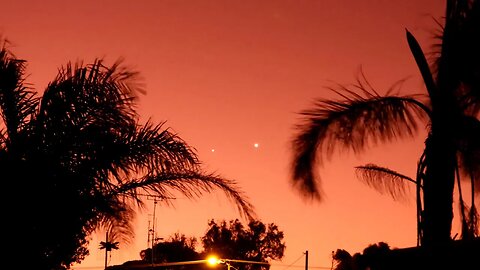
[145,194,175,265]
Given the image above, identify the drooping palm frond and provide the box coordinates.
[76,185,136,239]
[0,40,39,142]
[467,204,479,237]
[455,122,479,240]
[355,164,417,203]
[455,115,480,193]
[291,76,430,200]
[65,119,200,192]
[117,120,200,176]
[114,171,256,221]
[95,205,136,246]
[459,198,480,239]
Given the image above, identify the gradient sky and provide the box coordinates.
[1,1,450,269]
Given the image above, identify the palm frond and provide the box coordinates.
[467,204,479,238]
[0,39,39,141]
[455,115,480,193]
[291,78,429,200]
[36,59,143,148]
[97,206,136,245]
[355,164,417,203]
[30,59,148,189]
[66,119,200,192]
[114,171,256,221]
[459,198,480,239]
[79,191,137,245]
[406,30,438,102]
[124,120,200,174]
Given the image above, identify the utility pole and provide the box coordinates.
[305,250,308,270]
[147,197,159,266]
[104,231,108,270]
[147,219,151,249]
[141,193,176,266]
[152,197,157,265]
[146,195,173,265]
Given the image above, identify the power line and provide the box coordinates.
[271,252,332,270]
[278,252,305,270]
[271,263,332,270]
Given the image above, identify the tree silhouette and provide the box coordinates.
[140,233,201,265]
[0,39,255,270]
[131,220,284,270]
[290,0,479,248]
[331,249,353,270]
[201,219,285,270]
[99,220,132,269]
[332,242,391,270]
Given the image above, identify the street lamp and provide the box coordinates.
[207,256,222,266]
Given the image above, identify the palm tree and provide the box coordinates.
[0,39,255,270]
[290,0,479,249]
[99,218,133,269]
[99,231,120,270]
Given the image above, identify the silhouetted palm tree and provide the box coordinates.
[0,39,255,270]
[99,219,133,269]
[290,0,479,248]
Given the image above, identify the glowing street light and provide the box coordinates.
[207,256,222,266]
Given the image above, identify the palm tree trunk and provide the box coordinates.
[422,121,456,247]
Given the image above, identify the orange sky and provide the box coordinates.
[1,1,450,269]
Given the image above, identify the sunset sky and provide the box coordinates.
[1,1,451,269]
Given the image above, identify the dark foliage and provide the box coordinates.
[124,219,285,270]
[0,38,255,270]
[141,233,201,264]
[201,219,285,270]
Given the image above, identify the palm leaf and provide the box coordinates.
[467,204,479,238]
[355,164,417,203]
[35,59,141,146]
[120,120,200,175]
[98,208,136,246]
[455,115,480,193]
[459,198,479,239]
[291,77,429,200]
[0,40,39,142]
[114,171,256,221]
[64,119,199,186]
[406,30,438,102]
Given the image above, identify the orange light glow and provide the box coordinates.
[207,256,221,266]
